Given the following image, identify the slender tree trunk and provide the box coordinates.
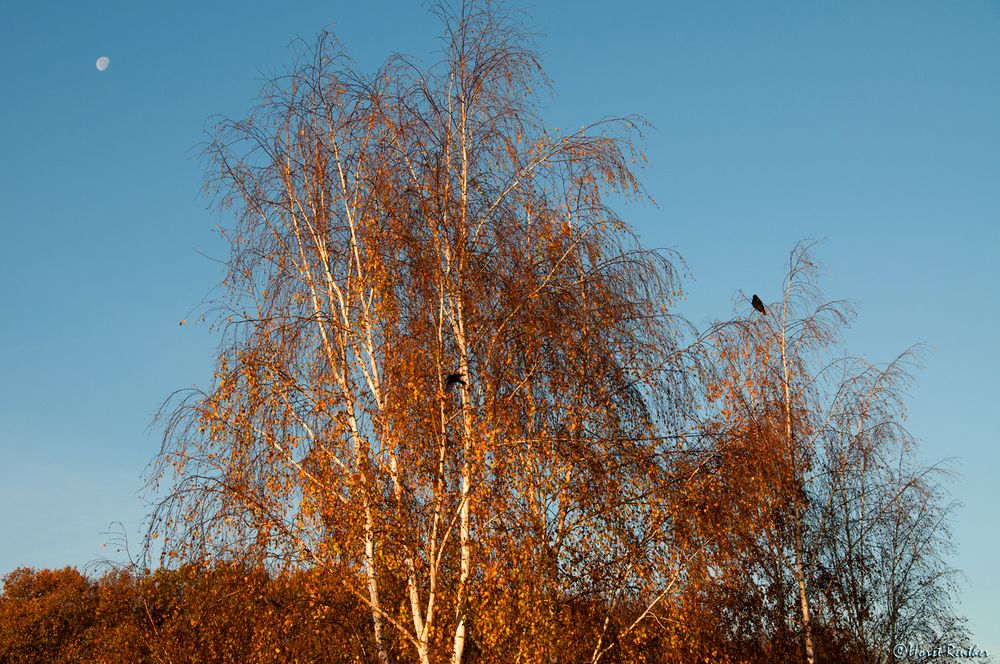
[793,514,816,664]
[451,85,473,664]
[346,394,390,664]
[363,510,390,664]
[451,322,473,664]
[781,291,815,664]
[452,452,472,663]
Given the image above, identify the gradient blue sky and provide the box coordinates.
[2,0,997,650]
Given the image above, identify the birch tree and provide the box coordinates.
[683,242,967,663]
[148,2,690,661]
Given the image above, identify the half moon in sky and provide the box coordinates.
[96,56,110,72]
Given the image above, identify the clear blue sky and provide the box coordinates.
[2,0,997,649]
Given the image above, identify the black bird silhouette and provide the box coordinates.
[445,373,466,391]
[751,294,767,316]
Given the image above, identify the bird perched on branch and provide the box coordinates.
[445,373,466,392]
[751,294,767,316]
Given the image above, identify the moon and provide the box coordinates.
[96,56,110,72]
